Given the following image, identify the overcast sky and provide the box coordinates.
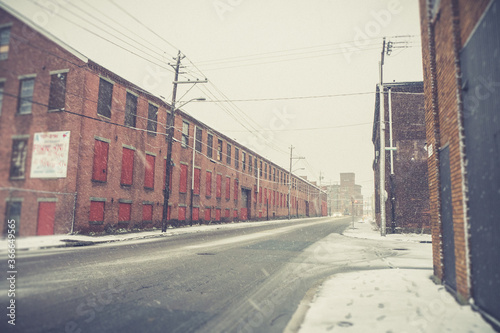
[3,0,424,199]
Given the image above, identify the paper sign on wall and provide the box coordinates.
[30,131,71,178]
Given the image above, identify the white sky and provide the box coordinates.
[2,0,424,198]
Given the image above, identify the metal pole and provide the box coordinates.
[288,146,293,219]
[379,38,387,237]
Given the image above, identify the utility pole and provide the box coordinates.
[162,50,207,232]
[287,145,304,219]
[379,37,387,237]
[162,50,182,232]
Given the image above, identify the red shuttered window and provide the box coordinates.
[178,206,186,221]
[118,202,131,222]
[194,168,201,195]
[205,208,211,221]
[192,207,199,221]
[179,164,188,193]
[120,147,134,185]
[89,201,105,222]
[206,171,212,196]
[225,209,230,218]
[142,204,153,222]
[216,208,221,221]
[92,139,109,182]
[144,154,155,189]
[216,174,222,198]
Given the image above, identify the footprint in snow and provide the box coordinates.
[377,315,386,321]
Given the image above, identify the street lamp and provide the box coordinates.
[162,97,205,232]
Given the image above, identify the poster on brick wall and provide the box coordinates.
[30,131,71,178]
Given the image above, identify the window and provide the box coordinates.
[89,200,105,223]
[147,103,158,136]
[204,208,211,221]
[264,163,268,179]
[194,168,201,195]
[0,81,3,115]
[4,200,21,236]
[124,92,137,127]
[120,147,134,185]
[254,159,258,177]
[144,154,155,189]
[242,152,246,171]
[234,179,239,200]
[182,121,189,147]
[225,177,231,200]
[142,203,153,222]
[226,143,232,164]
[92,139,109,182]
[235,147,239,168]
[217,139,223,161]
[48,72,67,111]
[216,174,222,198]
[179,164,188,193]
[273,168,276,182]
[249,156,252,173]
[192,207,200,221]
[259,161,263,176]
[206,171,212,196]
[225,209,230,219]
[216,208,221,221]
[195,127,202,152]
[18,78,34,114]
[259,187,262,203]
[9,138,28,179]
[118,202,132,222]
[178,206,186,221]
[207,133,213,158]
[97,78,113,118]
[0,26,11,60]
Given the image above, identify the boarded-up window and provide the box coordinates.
[194,168,201,195]
[216,208,221,221]
[142,204,153,222]
[235,148,239,168]
[192,207,199,221]
[178,206,186,221]
[97,78,112,118]
[9,138,28,179]
[144,154,155,189]
[225,177,231,200]
[48,72,66,110]
[147,103,158,136]
[89,201,105,222]
[124,92,137,127]
[92,139,109,182]
[120,147,134,185]
[206,171,212,196]
[204,208,211,221]
[225,209,230,218]
[179,164,188,193]
[118,202,131,222]
[216,174,222,198]
[37,201,55,236]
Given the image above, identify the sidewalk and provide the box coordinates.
[293,219,496,333]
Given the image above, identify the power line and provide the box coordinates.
[219,122,373,133]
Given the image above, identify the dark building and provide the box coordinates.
[0,5,327,236]
[372,81,430,233]
[419,0,500,328]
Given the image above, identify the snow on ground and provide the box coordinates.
[296,219,495,333]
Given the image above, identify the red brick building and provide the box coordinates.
[372,81,430,233]
[0,6,327,237]
[419,0,499,328]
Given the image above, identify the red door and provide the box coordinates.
[37,201,56,235]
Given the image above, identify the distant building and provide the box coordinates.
[324,173,363,216]
[0,5,327,236]
[372,81,430,233]
[419,0,499,328]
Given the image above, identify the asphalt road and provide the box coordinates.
[0,216,392,333]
